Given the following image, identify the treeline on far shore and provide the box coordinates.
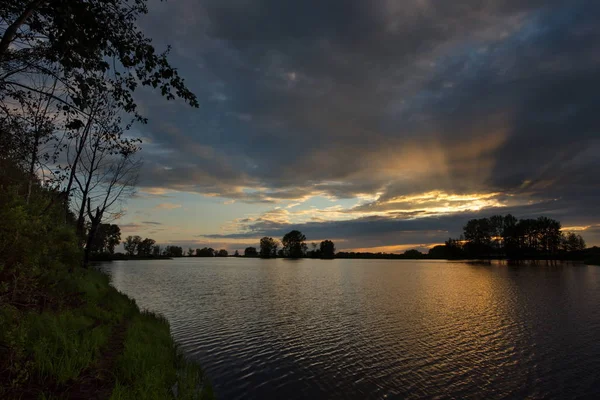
[91,217,599,265]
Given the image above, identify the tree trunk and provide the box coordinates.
[26,130,40,204]
[83,199,102,268]
[64,108,96,221]
[0,0,44,60]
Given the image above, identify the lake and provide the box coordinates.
[101,258,600,399]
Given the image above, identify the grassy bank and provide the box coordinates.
[0,164,213,399]
[0,266,213,399]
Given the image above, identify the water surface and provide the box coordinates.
[102,259,600,399]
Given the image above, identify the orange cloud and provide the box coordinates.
[154,203,182,210]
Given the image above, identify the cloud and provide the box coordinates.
[154,203,182,210]
[121,0,600,247]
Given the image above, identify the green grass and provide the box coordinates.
[1,170,213,399]
[110,312,212,400]
[0,267,213,399]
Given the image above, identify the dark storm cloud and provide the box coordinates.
[134,0,600,244]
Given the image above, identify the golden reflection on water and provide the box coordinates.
[101,259,600,400]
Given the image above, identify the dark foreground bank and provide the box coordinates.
[0,163,213,399]
[0,265,213,399]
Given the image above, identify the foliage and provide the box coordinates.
[281,230,307,258]
[196,247,215,257]
[123,235,142,256]
[216,249,228,257]
[259,237,278,259]
[163,245,183,257]
[244,247,258,257]
[1,0,198,121]
[319,240,336,259]
[137,238,156,257]
[110,311,212,400]
[90,224,121,254]
[444,214,587,259]
[1,0,197,271]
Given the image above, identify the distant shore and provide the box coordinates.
[94,252,600,266]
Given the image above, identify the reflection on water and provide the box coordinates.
[102,259,600,399]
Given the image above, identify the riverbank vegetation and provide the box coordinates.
[440,215,589,260]
[1,0,213,397]
[0,165,212,398]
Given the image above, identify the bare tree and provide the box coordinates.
[82,149,141,267]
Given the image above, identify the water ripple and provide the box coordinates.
[102,259,600,399]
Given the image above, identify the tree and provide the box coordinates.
[216,249,228,257]
[0,0,198,119]
[259,237,278,258]
[123,235,141,256]
[1,0,198,269]
[164,245,183,257]
[90,223,121,254]
[82,150,141,266]
[137,238,156,257]
[234,250,239,257]
[152,245,161,257]
[319,240,336,259]
[282,230,307,258]
[187,248,194,257]
[563,232,586,252]
[402,249,424,259]
[196,247,214,257]
[244,247,258,257]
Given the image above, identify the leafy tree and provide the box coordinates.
[456,214,576,259]
[234,250,239,257]
[319,240,336,259]
[90,223,121,254]
[152,244,161,257]
[244,247,258,257]
[259,237,278,258]
[1,0,198,269]
[123,235,141,256]
[563,232,586,252]
[282,230,307,258]
[402,249,423,259]
[0,0,198,120]
[137,238,156,256]
[187,248,194,257]
[216,249,228,257]
[196,247,215,257]
[463,218,492,257]
[163,245,183,257]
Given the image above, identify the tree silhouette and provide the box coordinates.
[259,237,278,258]
[123,235,141,256]
[319,240,336,259]
[89,223,121,254]
[163,246,183,257]
[244,247,258,257]
[282,230,307,258]
[216,249,228,257]
[196,247,215,257]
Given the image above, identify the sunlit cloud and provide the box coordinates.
[154,203,182,210]
[110,0,600,250]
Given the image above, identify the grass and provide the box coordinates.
[0,266,213,399]
[110,311,212,400]
[1,172,212,399]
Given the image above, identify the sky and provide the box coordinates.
[116,0,600,253]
